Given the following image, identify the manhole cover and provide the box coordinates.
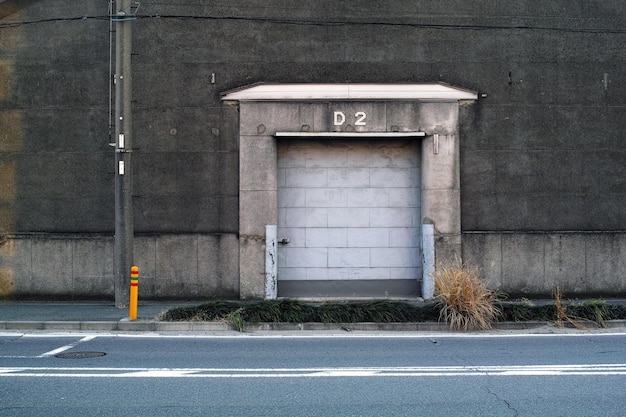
[55,351,106,359]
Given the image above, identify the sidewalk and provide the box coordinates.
[1,300,625,333]
[0,301,234,332]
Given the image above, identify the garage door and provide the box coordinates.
[277,138,422,298]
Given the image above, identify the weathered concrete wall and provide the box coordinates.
[463,232,626,297]
[0,1,240,234]
[0,234,238,300]
[235,98,464,298]
[1,1,625,298]
[1,1,111,233]
[0,1,241,298]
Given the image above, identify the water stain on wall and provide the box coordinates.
[0,267,14,297]
[0,16,23,297]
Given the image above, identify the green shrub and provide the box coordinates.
[225,307,246,332]
[157,296,626,332]
[580,299,610,328]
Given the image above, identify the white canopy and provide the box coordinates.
[222,82,478,102]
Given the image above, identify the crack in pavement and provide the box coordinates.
[486,386,519,416]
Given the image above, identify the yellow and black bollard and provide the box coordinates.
[129,265,139,320]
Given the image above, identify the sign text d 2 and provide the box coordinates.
[333,111,367,126]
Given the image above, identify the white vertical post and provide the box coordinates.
[265,225,278,299]
[422,224,435,299]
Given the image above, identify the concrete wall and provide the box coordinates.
[0,1,241,299]
[235,98,464,298]
[463,232,626,297]
[1,0,625,298]
[0,234,238,300]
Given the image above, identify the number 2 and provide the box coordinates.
[355,111,367,126]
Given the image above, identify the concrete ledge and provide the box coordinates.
[0,320,624,333]
[118,320,158,332]
[0,320,231,332]
[43,321,83,331]
[0,321,47,331]
[252,322,454,331]
[79,322,122,331]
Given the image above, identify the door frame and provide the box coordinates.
[221,83,477,299]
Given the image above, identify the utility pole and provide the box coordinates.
[113,0,134,308]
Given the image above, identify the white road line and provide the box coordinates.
[116,331,626,339]
[150,331,616,338]
[0,356,38,359]
[2,331,625,340]
[38,335,97,357]
[0,364,625,378]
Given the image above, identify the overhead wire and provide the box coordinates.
[1,13,626,34]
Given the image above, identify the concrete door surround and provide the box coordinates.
[222,83,478,299]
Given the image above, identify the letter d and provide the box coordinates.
[333,111,346,126]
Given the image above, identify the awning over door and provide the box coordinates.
[222,82,478,102]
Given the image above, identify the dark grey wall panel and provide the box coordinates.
[2,0,626,235]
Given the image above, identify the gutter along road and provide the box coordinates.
[1,331,625,416]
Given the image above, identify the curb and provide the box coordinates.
[1,320,625,333]
[0,321,230,332]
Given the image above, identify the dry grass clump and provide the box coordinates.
[435,263,501,331]
[553,286,587,330]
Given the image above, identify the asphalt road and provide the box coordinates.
[0,332,625,416]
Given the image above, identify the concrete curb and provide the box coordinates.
[0,321,231,332]
[1,320,624,333]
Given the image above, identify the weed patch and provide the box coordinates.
[434,263,501,331]
[498,297,626,328]
[160,299,440,331]
[158,297,626,332]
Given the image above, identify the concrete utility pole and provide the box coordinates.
[114,0,134,308]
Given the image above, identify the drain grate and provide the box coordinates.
[55,351,106,359]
